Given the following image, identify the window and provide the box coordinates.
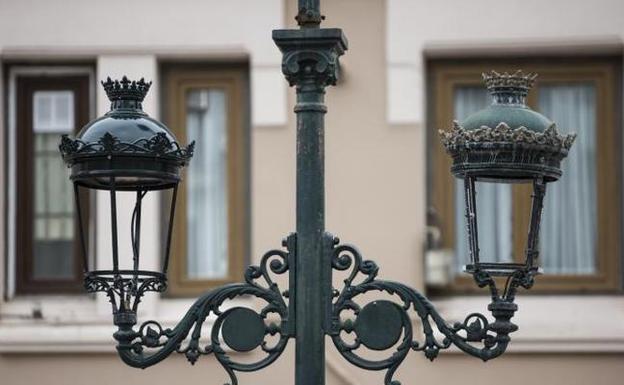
[12,72,92,294]
[162,64,249,296]
[428,58,621,293]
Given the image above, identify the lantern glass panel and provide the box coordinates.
[60,77,192,316]
[461,176,544,277]
[73,185,178,276]
[454,179,512,273]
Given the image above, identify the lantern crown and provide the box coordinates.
[101,76,152,102]
[482,70,537,96]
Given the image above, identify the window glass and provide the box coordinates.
[538,83,597,275]
[185,89,229,279]
[32,91,76,280]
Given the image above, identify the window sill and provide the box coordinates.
[1,294,621,354]
[433,295,624,353]
[0,296,250,353]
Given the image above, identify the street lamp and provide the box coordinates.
[59,76,194,328]
[439,70,576,295]
[59,1,574,385]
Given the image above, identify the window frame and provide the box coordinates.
[428,58,621,294]
[12,73,91,294]
[162,65,249,296]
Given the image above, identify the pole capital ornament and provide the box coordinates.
[273,28,348,88]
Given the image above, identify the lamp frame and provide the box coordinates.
[60,2,573,385]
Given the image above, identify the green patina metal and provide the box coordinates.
[58,2,576,385]
[439,70,576,182]
[462,104,553,132]
[461,72,552,132]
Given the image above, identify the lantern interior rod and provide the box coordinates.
[526,177,546,268]
[162,185,178,274]
[109,178,120,272]
[464,176,480,265]
[131,190,146,272]
[73,183,88,273]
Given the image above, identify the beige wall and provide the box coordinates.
[1,351,623,385]
[1,0,623,384]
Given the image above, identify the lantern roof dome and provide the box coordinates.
[461,71,552,133]
[461,104,553,133]
[60,76,194,191]
[439,70,576,183]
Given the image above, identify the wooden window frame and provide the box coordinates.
[163,65,249,296]
[428,58,621,294]
[14,74,91,294]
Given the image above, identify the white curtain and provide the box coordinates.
[186,89,229,279]
[32,90,76,279]
[453,87,513,272]
[538,84,596,274]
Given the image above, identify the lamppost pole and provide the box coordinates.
[278,3,340,385]
[293,42,327,385]
[294,13,326,385]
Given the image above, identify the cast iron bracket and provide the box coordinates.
[106,232,526,385]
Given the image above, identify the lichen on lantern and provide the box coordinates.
[439,70,576,183]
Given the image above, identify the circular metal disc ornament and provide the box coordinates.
[221,307,266,352]
[354,300,403,351]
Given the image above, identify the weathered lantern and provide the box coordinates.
[59,77,194,324]
[439,70,576,291]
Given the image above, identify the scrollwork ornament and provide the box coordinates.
[329,240,526,385]
[108,236,295,385]
[145,132,174,154]
[59,132,195,165]
[281,50,340,87]
[439,121,577,152]
[274,28,347,89]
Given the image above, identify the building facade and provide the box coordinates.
[0,0,623,384]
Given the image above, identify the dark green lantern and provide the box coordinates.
[59,76,193,322]
[439,70,576,288]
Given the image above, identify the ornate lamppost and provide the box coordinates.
[59,1,575,385]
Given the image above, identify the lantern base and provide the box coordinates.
[84,270,167,313]
[464,263,541,277]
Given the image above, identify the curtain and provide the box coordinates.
[453,87,513,273]
[538,84,596,274]
[32,91,75,279]
[186,89,229,279]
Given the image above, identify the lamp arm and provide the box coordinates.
[330,242,521,385]
[101,232,527,385]
[109,243,294,385]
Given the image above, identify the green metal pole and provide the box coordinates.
[298,0,320,12]
[274,2,347,385]
[294,53,327,385]
[296,0,323,28]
